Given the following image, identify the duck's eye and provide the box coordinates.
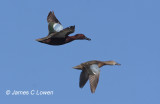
[53,23,63,32]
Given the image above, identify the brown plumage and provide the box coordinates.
[36,11,91,45]
[73,60,121,93]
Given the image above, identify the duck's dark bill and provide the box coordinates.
[85,37,91,41]
[115,63,121,65]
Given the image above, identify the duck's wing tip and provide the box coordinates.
[47,10,61,24]
[79,70,89,88]
[89,71,100,94]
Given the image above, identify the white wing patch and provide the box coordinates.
[89,64,100,75]
[53,23,63,32]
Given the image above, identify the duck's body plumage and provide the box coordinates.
[37,25,75,45]
[36,11,91,45]
[73,60,121,93]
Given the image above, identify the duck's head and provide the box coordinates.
[75,34,91,41]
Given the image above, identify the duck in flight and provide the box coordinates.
[36,11,91,45]
[73,60,121,93]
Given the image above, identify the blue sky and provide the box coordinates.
[0,0,160,103]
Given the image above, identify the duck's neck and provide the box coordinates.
[98,61,115,67]
[103,61,115,65]
[65,36,77,43]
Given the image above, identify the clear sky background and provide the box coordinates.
[0,0,160,103]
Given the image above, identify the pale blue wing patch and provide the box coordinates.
[53,23,63,32]
[89,64,100,75]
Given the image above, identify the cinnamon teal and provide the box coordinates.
[36,11,91,45]
[73,60,121,93]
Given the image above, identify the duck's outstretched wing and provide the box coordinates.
[79,70,89,88]
[47,11,61,24]
[89,64,100,93]
[47,11,63,34]
[48,25,75,38]
[36,25,75,43]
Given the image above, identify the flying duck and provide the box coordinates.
[36,11,91,45]
[73,60,121,93]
